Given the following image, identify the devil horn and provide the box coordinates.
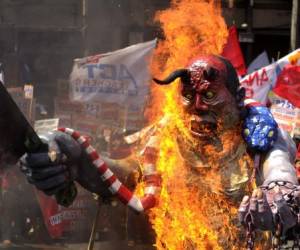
[153,69,189,85]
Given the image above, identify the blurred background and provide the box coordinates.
[0,0,299,249]
[0,0,299,117]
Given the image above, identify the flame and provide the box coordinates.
[141,0,253,249]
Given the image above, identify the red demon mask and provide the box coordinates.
[153,55,243,141]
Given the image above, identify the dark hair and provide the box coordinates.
[217,56,240,96]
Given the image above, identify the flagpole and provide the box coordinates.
[87,196,101,250]
[29,97,33,124]
[291,0,300,51]
[123,102,128,134]
[82,0,89,56]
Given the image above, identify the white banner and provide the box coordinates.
[70,39,157,105]
[240,49,300,104]
[269,92,300,137]
[247,51,269,74]
[34,118,59,135]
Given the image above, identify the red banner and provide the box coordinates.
[36,191,64,238]
[273,65,300,108]
[222,26,246,76]
[36,185,94,239]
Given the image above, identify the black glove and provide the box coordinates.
[20,131,112,205]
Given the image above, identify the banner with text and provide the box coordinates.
[240,49,300,104]
[70,39,156,107]
[269,92,300,137]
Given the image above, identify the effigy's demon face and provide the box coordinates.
[154,55,241,143]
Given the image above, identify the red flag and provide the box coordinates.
[222,26,247,76]
[36,191,64,238]
[273,65,300,108]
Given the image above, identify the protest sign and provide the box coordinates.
[36,184,95,239]
[269,92,300,137]
[70,39,156,107]
[24,84,34,99]
[240,49,300,104]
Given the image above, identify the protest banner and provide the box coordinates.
[24,84,34,99]
[54,98,83,115]
[70,39,156,107]
[269,92,300,137]
[57,79,70,97]
[240,49,300,105]
[36,184,95,239]
[272,65,300,108]
[66,40,157,134]
[247,51,270,74]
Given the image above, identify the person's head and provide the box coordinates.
[153,55,244,142]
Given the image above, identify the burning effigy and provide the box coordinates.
[19,0,300,249]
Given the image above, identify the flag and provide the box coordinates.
[70,39,157,105]
[247,51,269,74]
[222,26,247,76]
[273,65,300,107]
[240,49,300,105]
[0,63,4,84]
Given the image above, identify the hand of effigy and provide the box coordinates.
[19,131,82,196]
[20,131,112,205]
[239,182,300,248]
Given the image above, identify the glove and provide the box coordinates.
[20,131,112,206]
[238,182,300,235]
[242,105,278,152]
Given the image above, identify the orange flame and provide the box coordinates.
[142,0,251,249]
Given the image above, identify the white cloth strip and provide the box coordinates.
[93,158,104,167]
[144,186,159,195]
[109,179,122,194]
[86,145,95,154]
[143,163,157,176]
[65,128,74,134]
[244,99,257,105]
[78,136,86,144]
[128,196,144,212]
[101,169,114,181]
[146,136,158,148]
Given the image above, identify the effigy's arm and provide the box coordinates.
[239,128,300,248]
[262,128,298,186]
[75,152,140,199]
[57,128,161,212]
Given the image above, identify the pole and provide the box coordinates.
[291,0,300,51]
[245,0,254,65]
[82,0,89,56]
[87,198,101,250]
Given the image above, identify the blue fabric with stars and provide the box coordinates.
[242,106,278,152]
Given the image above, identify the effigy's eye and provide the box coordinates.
[203,91,215,100]
[185,93,193,100]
